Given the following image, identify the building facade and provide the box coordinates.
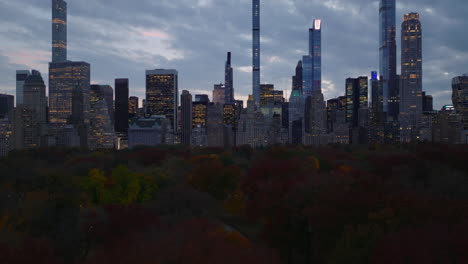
[52,0,67,62]
[146,69,178,131]
[452,75,468,143]
[379,0,398,119]
[0,94,14,119]
[115,79,129,134]
[225,52,234,103]
[252,0,261,105]
[16,70,30,105]
[303,20,322,96]
[181,90,192,145]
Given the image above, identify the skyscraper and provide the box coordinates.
[379,0,398,119]
[346,77,369,127]
[400,13,423,142]
[129,96,139,116]
[252,0,260,105]
[303,19,322,95]
[225,52,234,103]
[180,90,192,146]
[23,70,47,126]
[213,84,226,105]
[115,79,129,134]
[91,85,114,125]
[292,60,303,94]
[0,94,14,119]
[16,70,31,105]
[146,69,178,131]
[49,61,91,125]
[52,0,67,62]
[89,86,115,150]
[371,71,383,121]
[452,75,468,132]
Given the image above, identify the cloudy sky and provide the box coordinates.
[0,0,467,109]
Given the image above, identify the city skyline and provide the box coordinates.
[0,0,467,109]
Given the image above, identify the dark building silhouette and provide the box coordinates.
[292,60,303,94]
[346,77,368,127]
[452,75,468,132]
[181,90,192,145]
[129,96,139,117]
[52,0,67,62]
[422,92,433,112]
[0,94,14,119]
[115,79,129,134]
[16,70,30,105]
[146,69,178,131]
[281,102,289,129]
[225,52,234,103]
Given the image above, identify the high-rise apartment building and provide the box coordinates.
[346,77,369,127]
[400,13,423,142]
[252,0,261,104]
[292,61,303,94]
[303,20,322,95]
[180,90,192,145]
[52,0,67,62]
[213,84,226,105]
[379,0,398,119]
[129,96,139,116]
[452,75,468,142]
[146,70,178,131]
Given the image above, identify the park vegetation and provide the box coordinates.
[1,144,468,263]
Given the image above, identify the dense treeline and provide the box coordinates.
[0,144,468,263]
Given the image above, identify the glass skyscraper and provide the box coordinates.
[16,70,31,105]
[52,0,67,62]
[303,19,322,96]
[146,69,178,131]
[379,0,398,118]
[252,0,260,105]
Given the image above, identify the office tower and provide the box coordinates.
[193,100,208,128]
[225,52,234,103]
[292,60,303,94]
[0,118,13,157]
[213,84,226,105]
[399,13,423,142]
[0,94,14,119]
[371,71,384,121]
[346,77,369,127]
[91,85,114,125]
[16,70,31,105]
[252,0,260,104]
[236,95,268,147]
[129,96,139,116]
[327,97,349,144]
[281,102,289,129]
[422,92,433,112]
[379,0,398,119]
[259,84,284,106]
[180,90,192,145]
[288,90,305,145]
[23,70,47,126]
[52,0,67,62]
[432,105,463,144]
[206,103,225,148]
[49,61,91,125]
[452,75,468,142]
[115,79,129,134]
[89,87,115,150]
[146,69,178,131]
[303,19,322,95]
[195,94,210,103]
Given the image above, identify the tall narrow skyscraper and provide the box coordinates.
[115,79,129,134]
[400,13,423,142]
[225,52,234,104]
[180,90,192,146]
[303,19,322,95]
[252,0,260,105]
[379,0,398,119]
[52,0,67,62]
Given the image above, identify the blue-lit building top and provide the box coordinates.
[303,19,322,96]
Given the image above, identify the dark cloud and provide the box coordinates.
[0,0,466,108]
